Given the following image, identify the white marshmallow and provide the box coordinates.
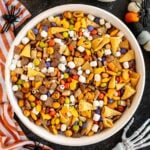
[99,100,104,108]
[54,38,62,44]
[99,19,105,25]
[123,61,129,69]
[93,100,100,107]
[41,67,47,73]
[49,90,54,94]
[60,85,65,90]
[27,62,34,68]
[70,95,75,104]
[93,114,101,121]
[98,57,102,61]
[77,46,85,53]
[9,64,16,70]
[92,124,99,132]
[94,74,101,82]
[120,100,126,106]
[78,67,82,70]
[21,37,29,45]
[32,108,39,115]
[16,60,22,67]
[105,22,111,29]
[69,30,75,37]
[12,85,18,91]
[46,58,51,61]
[58,63,66,72]
[83,30,90,38]
[87,14,95,21]
[29,77,35,80]
[115,51,121,57]
[40,94,48,101]
[104,49,112,55]
[77,70,83,75]
[61,124,67,131]
[68,61,75,69]
[85,69,91,74]
[14,54,20,60]
[60,56,67,64]
[21,74,28,81]
[48,67,54,73]
[88,36,93,41]
[40,30,48,38]
[48,16,54,21]
[90,61,97,67]
[67,111,72,117]
[79,75,86,83]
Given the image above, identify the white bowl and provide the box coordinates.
[5,4,145,146]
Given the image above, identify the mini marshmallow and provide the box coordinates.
[77,46,85,53]
[85,69,91,74]
[92,124,99,132]
[54,38,62,44]
[94,74,101,82]
[40,94,48,101]
[70,95,75,104]
[78,67,82,70]
[14,54,20,60]
[83,30,90,38]
[93,100,100,107]
[32,108,39,115]
[61,124,67,131]
[60,56,67,64]
[88,14,95,21]
[49,90,54,94]
[29,77,35,81]
[46,58,51,61]
[27,62,34,68]
[104,49,112,55]
[48,67,54,73]
[105,22,111,29]
[12,85,18,91]
[21,37,29,45]
[99,19,105,25]
[69,30,75,37]
[77,70,83,75]
[67,111,72,117]
[115,51,121,57]
[40,30,48,38]
[9,64,16,70]
[68,61,75,69]
[58,63,66,72]
[16,60,22,67]
[48,16,54,21]
[120,100,127,106]
[41,67,47,73]
[60,74,64,79]
[123,61,129,69]
[99,100,104,108]
[88,36,93,41]
[93,114,101,121]
[21,74,28,81]
[12,59,17,65]
[90,61,97,67]
[79,75,86,83]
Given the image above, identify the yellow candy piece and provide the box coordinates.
[20,44,31,58]
[108,76,116,89]
[74,21,81,31]
[119,50,135,62]
[94,66,105,74]
[110,37,121,53]
[41,113,51,120]
[101,78,110,83]
[34,81,42,90]
[61,19,70,28]
[70,107,78,117]
[82,41,91,49]
[102,106,121,118]
[77,37,85,46]
[85,49,91,55]
[70,79,78,91]
[107,89,116,98]
[31,112,37,120]
[81,18,87,28]
[82,62,93,71]
[122,69,130,82]
[27,68,45,78]
[87,73,94,83]
[107,70,117,76]
[71,116,79,126]
[27,29,35,40]
[121,85,136,100]
[35,104,42,112]
[49,27,68,34]
[80,110,92,118]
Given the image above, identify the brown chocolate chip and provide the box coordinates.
[44,97,53,107]
[53,51,61,59]
[53,43,60,51]
[55,33,64,39]
[39,86,48,94]
[36,46,43,51]
[79,83,86,92]
[113,115,121,122]
[36,34,42,41]
[51,59,59,67]
[14,46,22,54]
[106,55,114,63]
[39,60,46,69]
[70,69,77,75]
[14,91,23,99]
[25,100,31,109]
[129,60,136,70]
[21,57,29,66]
[34,92,41,99]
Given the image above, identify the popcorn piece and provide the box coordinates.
[40,30,48,38]
[92,124,99,132]
[12,85,18,91]
[85,69,91,74]
[68,61,75,69]
[123,61,129,69]
[93,114,101,121]
[21,37,29,45]
[58,63,66,72]
[16,60,22,67]
[79,75,86,83]
[40,94,48,101]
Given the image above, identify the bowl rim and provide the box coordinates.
[5,4,145,146]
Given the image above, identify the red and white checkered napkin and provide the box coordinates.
[0,0,53,149]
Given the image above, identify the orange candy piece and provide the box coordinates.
[124,12,139,23]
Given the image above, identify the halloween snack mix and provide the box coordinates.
[10,11,140,137]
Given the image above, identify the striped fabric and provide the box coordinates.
[0,1,53,150]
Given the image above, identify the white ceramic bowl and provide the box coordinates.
[5,4,145,146]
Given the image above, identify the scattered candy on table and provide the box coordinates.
[10,11,140,137]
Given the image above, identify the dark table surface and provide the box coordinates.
[16,0,150,150]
